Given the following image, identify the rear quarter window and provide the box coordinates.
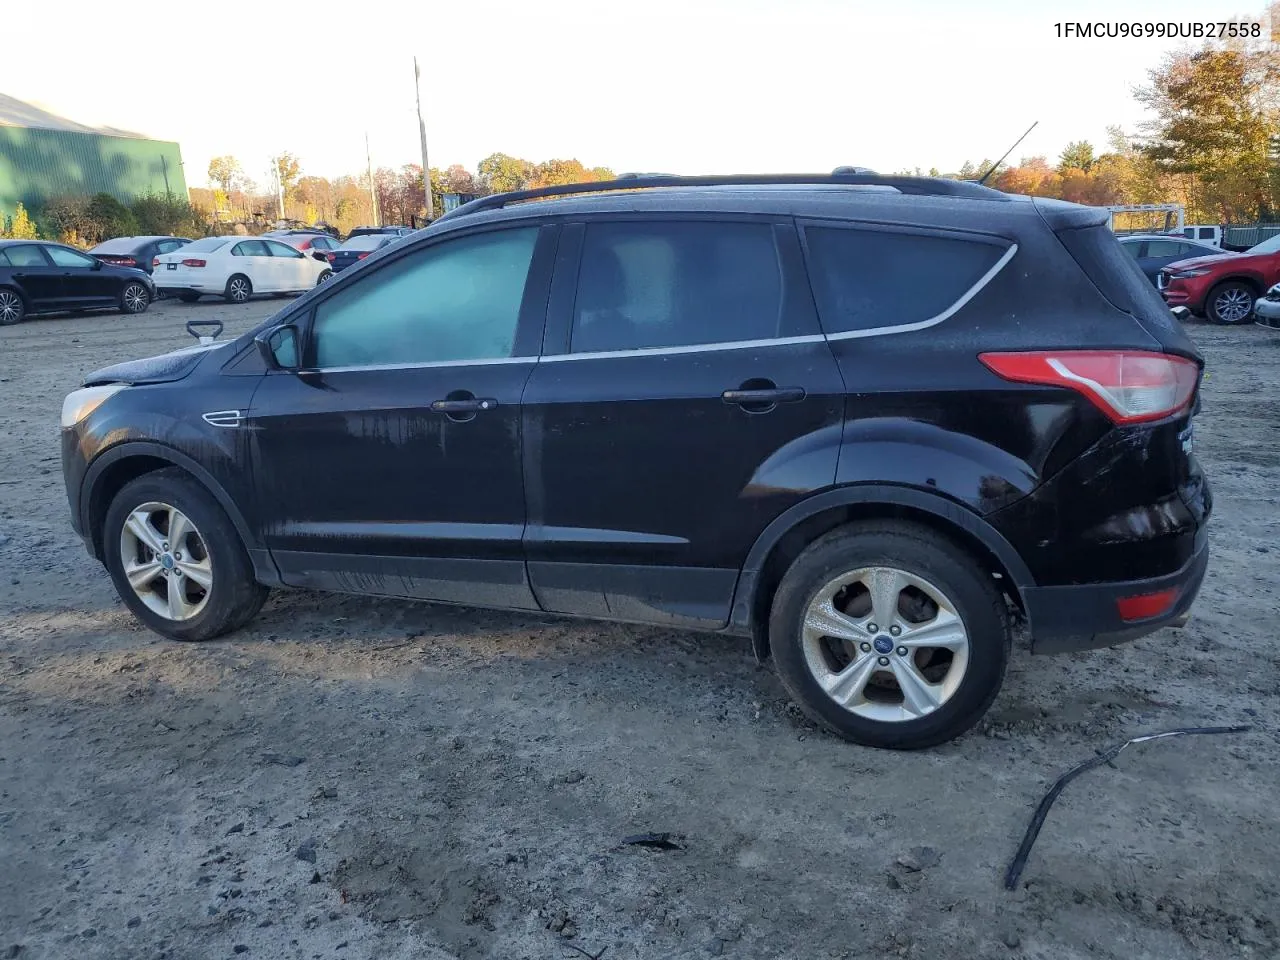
[802,225,1009,334]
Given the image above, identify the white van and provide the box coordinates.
[1182,225,1222,248]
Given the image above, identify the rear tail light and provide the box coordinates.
[1116,588,1179,622]
[978,350,1199,425]
[326,253,336,262]
[357,252,370,260]
[119,257,137,266]
[181,258,207,268]
[152,257,160,267]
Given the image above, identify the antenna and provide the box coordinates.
[977,121,1039,185]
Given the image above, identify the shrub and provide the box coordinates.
[1,202,39,239]
[40,195,92,244]
[86,193,137,242]
[130,193,208,238]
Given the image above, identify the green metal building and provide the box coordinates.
[0,94,186,219]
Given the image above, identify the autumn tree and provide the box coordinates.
[270,152,302,201]
[478,153,534,193]
[1138,47,1276,221]
[1058,141,1095,174]
[207,156,243,193]
[442,164,479,195]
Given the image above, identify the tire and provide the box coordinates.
[768,521,1011,749]
[316,269,333,285]
[178,292,201,303]
[1205,280,1256,325]
[0,288,25,325]
[103,467,268,642]
[224,274,252,304]
[120,282,150,315]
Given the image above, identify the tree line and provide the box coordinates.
[3,5,1274,244]
[907,26,1279,228]
[189,153,615,237]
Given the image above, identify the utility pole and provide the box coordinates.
[274,156,285,220]
[365,132,379,227]
[414,57,433,222]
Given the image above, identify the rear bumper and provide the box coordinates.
[1024,526,1209,654]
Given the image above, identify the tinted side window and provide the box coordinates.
[312,228,538,369]
[46,246,98,268]
[4,245,49,267]
[1120,241,1143,260]
[158,239,183,253]
[804,227,1006,334]
[266,240,304,258]
[1144,240,1183,258]
[233,240,269,257]
[571,221,782,353]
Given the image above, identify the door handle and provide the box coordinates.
[721,387,806,405]
[431,398,498,413]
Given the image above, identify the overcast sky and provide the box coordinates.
[0,0,1269,189]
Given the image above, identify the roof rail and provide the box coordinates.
[435,173,1007,223]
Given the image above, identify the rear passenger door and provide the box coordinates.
[521,217,846,629]
[231,239,274,291]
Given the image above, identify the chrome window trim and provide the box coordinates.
[824,241,1018,341]
[540,334,828,363]
[314,356,536,374]
[306,241,1016,372]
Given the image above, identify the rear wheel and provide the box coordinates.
[0,288,25,325]
[1206,280,1256,325]
[769,521,1010,749]
[224,275,252,304]
[103,468,268,641]
[120,282,150,314]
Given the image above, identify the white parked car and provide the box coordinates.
[153,236,332,303]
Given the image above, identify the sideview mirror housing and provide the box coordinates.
[312,251,327,261]
[256,323,301,370]
[1169,306,1191,323]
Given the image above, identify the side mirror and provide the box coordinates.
[91,259,103,270]
[1169,306,1191,322]
[312,251,327,261]
[256,323,301,370]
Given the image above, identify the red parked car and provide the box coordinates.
[1159,234,1276,324]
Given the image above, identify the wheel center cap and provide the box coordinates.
[160,553,175,570]
[873,635,894,655]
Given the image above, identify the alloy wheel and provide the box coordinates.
[0,290,22,324]
[118,501,213,621]
[229,278,250,302]
[800,566,970,722]
[1214,287,1252,324]
[123,284,148,313]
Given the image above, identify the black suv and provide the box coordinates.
[59,174,1211,749]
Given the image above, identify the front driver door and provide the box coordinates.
[249,223,556,609]
[265,239,313,290]
[2,244,66,309]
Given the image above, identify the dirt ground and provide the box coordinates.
[0,298,1277,960]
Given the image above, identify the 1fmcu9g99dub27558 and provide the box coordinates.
[60,173,1210,749]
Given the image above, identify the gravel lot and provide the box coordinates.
[1,299,1277,960]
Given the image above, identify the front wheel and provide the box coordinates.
[1206,280,1256,325]
[120,282,150,314]
[103,468,268,641]
[224,275,252,304]
[0,288,26,325]
[769,521,1010,749]
[316,269,333,285]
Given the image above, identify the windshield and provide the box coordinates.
[1247,233,1280,255]
[340,235,386,251]
[182,237,232,253]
